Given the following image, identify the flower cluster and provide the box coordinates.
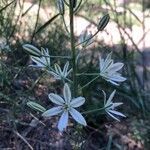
[23,11,127,132]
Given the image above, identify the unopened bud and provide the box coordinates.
[27,101,46,113]
[73,0,77,8]
[23,44,41,57]
[98,14,110,31]
[57,0,65,15]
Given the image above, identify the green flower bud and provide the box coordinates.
[73,0,77,8]
[98,14,110,31]
[57,0,65,15]
[27,101,46,113]
[23,44,41,57]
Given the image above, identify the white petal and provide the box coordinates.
[31,56,43,66]
[66,68,72,77]
[108,74,126,82]
[58,111,68,132]
[49,71,61,79]
[70,97,85,108]
[31,56,46,67]
[54,64,62,74]
[103,53,113,71]
[63,61,69,76]
[105,90,116,107]
[42,106,62,117]
[69,108,87,126]
[108,110,126,117]
[99,57,104,71]
[106,111,120,121]
[63,83,71,103]
[41,48,50,66]
[49,93,65,105]
[105,52,112,63]
[107,80,119,86]
[108,63,124,73]
[112,102,123,108]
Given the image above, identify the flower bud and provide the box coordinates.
[57,0,65,15]
[27,101,46,113]
[98,14,110,31]
[73,0,77,8]
[23,44,41,57]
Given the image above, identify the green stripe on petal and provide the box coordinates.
[69,108,87,126]
[42,106,62,117]
[108,110,126,117]
[49,93,65,105]
[70,97,85,108]
[107,111,120,122]
[63,83,71,103]
[58,111,68,132]
[105,90,116,107]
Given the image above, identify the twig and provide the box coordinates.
[34,13,60,35]
[0,0,15,13]
[31,0,42,42]
[13,130,34,150]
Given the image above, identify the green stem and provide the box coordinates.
[79,75,99,91]
[62,15,70,34]
[82,107,105,114]
[77,73,99,76]
[76,30,99,47]
[69,0,77,97]
[41,55,71,59]
[64,0,69,6]
[74,0,83,13]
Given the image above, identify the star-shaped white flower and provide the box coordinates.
[103,90,126,121]
[99,52,126,85]
[42,83,87,131]
[30,48,50,68]
[49,61,72,80]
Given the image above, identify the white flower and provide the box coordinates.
[42,83,87,131]
[99,52,126,85]
[103,90,126,121]
[49,61,72,80]
[30,48,50,68]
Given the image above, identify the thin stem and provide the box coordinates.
[77,73,99,76]
[76,30,99,47]
[31,0,42,42]
[40,55,71,59]
[69,0,77,97]
[82,107,105,114]
[64,0,69,6]
[79,75,99,91]
[74,0,83,13]
[62,15,70,34]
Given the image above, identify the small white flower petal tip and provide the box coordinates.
[49,61,72,81]
[30,48,50,68]
[99,52,126,85]
[103,90,126,121]
[42,83,87,132]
